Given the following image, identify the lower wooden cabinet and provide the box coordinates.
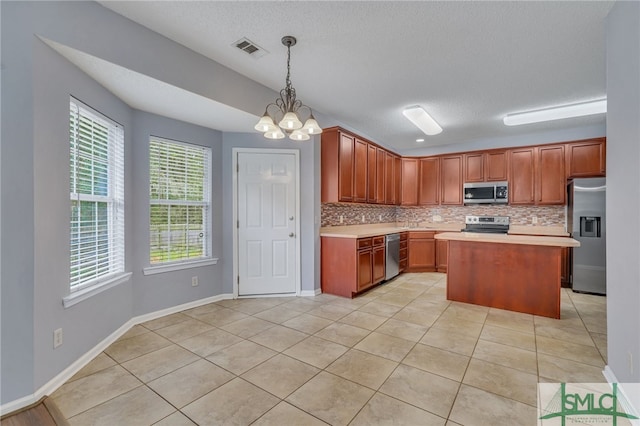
[436,237,448,273]
[406,231,436,272]
[321,235,386,298]
[399,232,408,272]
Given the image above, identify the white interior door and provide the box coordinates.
[237,151,297,296]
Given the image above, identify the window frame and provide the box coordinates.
[145,136,213,273]
[67,97,128,302]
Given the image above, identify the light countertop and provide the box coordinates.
[320,223,570,239]
[435,232,579,247]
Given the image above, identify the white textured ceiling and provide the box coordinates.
[92,1,613,151]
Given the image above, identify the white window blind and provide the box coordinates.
[149,137,211,265]
[69,98,124,293]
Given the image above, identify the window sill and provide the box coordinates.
[143,258,219,276]
[63,272,133,309]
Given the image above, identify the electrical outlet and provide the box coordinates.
[379,215,382,221]
[361,215,366,223]
[532,216,538,224]
[339,215,344,224]
[433,215,442,222]
[53,328,63,348]
[191,276,199,287]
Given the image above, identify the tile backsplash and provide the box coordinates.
[321,203,566,227]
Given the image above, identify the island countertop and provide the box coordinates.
[435,232,579,248]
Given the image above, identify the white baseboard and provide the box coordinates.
[300,288,322,297]
[0,293,234,416]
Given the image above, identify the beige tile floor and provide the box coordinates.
[51,272,608,425]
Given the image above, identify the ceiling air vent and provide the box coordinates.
[233,38,268,59]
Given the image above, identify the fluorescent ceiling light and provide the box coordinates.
[503,99,607,126]
[416,138,425,143]
[402,106,443,135]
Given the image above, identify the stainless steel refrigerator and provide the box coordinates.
[567,177,606,295]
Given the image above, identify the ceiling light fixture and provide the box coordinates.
[416,138,425,143]
[402,106,442,136]
[254,36,322,141]
[503,99,607,126]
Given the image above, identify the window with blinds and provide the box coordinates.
[149,137,211,265]
[69,98,124,293]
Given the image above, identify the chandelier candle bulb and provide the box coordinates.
[255,35,322,140]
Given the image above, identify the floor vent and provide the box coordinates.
[233,38,268,59]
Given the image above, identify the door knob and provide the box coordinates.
[289,216,294,221]
[289,232,295,237]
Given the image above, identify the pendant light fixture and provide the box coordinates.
[254,36,322,141]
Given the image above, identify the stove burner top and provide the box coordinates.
[463,215,510,234]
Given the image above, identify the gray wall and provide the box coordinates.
[131,111,224,315]
[221,133,321,295]
[605,1,640,383]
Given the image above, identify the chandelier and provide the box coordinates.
[254,36,322,141]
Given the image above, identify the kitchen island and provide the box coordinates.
[435,232,579,319]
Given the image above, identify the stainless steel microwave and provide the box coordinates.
[463,181,509,204]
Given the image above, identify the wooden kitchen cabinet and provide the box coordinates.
[464,153,484,182]
[509,148,536,204]
[394,156,402,206]
[561,247,571,287]
[436,236,448,273]
[509,146,565,205]
[400,158,419,205]
[353,138,368,203]
[440,155,463,205]
[375,147,386,203]
[321,128,354,202]
[406,231,436,272]
[399,232,408,272]
[367,144,377,203]
[321,235,386,298]
[372,236,386,284]
[536,144,565,205]
[385,152,396,204]
[419,157,440,205]
[566,138,606,178]
[485,150,509,181]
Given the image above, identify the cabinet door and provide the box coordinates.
[509,148,535,204]
[372,245,386,284]
[566,139,606,177]
[394,156,402,206]
[436,238,448,272]
[338,133,354,202]
[385,152,395,204]
[353,138,368,203]
[485,150,509,181]
[536,145,565,205]
[418,157,439,205]
[407,232,436,270]
[357,249,373,291]
[440,155,463,205]
[400,158,419,206]
[464,153,484,182]
[376,148,386,203]
[367,144,377,203]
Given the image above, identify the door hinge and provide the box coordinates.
[237,276,240,285]
[237,220,239,228]
[236,163,239,172]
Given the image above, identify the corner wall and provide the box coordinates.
[605,1,640,383]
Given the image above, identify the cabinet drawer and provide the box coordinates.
[357,238,373,250]
[399,248,407,260]
[372,236,386,246]
[399,240,408,250]
[400,232,408,241]
[399,259,407,270]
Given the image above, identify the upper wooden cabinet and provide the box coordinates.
[509,148,536,204]
[536,145,565,205]
[418,157,439,205]
[366,144,377,203]
[440,155,463,205]
[321,128,353,202]
[353,138,368,203]
[400,158,419,205]
[394,156,402,206]
[509,145,565,205]
[464,150,508,182]
[376,147,386,203]
[385,152,396,204]
[566,138,606,178]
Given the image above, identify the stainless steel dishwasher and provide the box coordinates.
[385,233,400,280]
